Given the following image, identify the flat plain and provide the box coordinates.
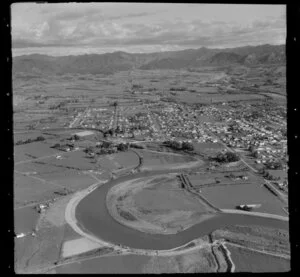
[13,58,288,273]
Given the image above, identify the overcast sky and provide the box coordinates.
[11,3,286,56]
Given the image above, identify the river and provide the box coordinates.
[76,170,288,250]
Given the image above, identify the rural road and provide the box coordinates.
[220,209,289,221]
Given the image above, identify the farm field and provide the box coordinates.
[198,182,286,216]
[13,46,288,274]
[226,244,290,272]
[55,245,224,273]
[211,225,290,256]
[14,142,60,163]
[14,172,65,207]
[188,171,260,187]
[56,254,151,274]
[192,142,225,156]
[110,151,139,169]
[135,149,200,170]
[14,206,40,234]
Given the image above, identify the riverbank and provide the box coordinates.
[59,167,289,274]
[74,169,289,251]
[64,181,115,249]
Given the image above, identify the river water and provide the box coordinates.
[76,170,288,250]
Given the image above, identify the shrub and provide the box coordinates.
[36,136,45,141]
[129,143,144,149]
[265,161,283,170]
[52,143,61,148]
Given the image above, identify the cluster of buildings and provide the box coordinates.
[203,103,287,168]
[69,107,114,130]
[149,103,217,143]
[65,97,287,172]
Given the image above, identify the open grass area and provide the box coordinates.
[14,172,64,207]
[15,224,66,273]
[111,151,139,168]
[199,182,286,216]
[267,170,287,181]
[40,171,96,190]
[226,244,290,272]
[96,156,120,171]
[62,238,102,258]
[211,225,290,256]
[56,254,151,274]
[107,174,216,234]
[56,245,225,274]
[44,151,95,171]
[135,149,200,170]
[14,206,40,234]
[142,247,221,273]
[134,185,203,212]
[188,171,260,187]
[14,141,60,163]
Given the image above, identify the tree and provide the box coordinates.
[182,141,194,151]
[266,161,283,170]
[117,143,128,151]
[73,135,80,141]
[108,129,114,137]
[215,151,239,163]
[102,141,112,149]
[258,168,267,175]
[36,136,45,141]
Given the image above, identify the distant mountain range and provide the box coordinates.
[13,44,285,75]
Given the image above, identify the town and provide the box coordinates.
[13,3,289,274]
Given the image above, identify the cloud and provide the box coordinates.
[11,6,286,55]
[53,9,102,22]
[105,12,158,21]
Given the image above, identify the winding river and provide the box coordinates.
[76,170,288,250]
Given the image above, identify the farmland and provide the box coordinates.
[13,61,288,273]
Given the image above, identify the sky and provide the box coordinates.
[11,3,286,56]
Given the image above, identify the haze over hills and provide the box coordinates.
[13,44,285,75]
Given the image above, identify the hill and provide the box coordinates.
[13,44,285,75]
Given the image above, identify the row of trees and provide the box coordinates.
[84,142,130,156]
[15,136,45,145]
[258,168,281,180]
[129,143,144,149]
[163,140,194,151]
